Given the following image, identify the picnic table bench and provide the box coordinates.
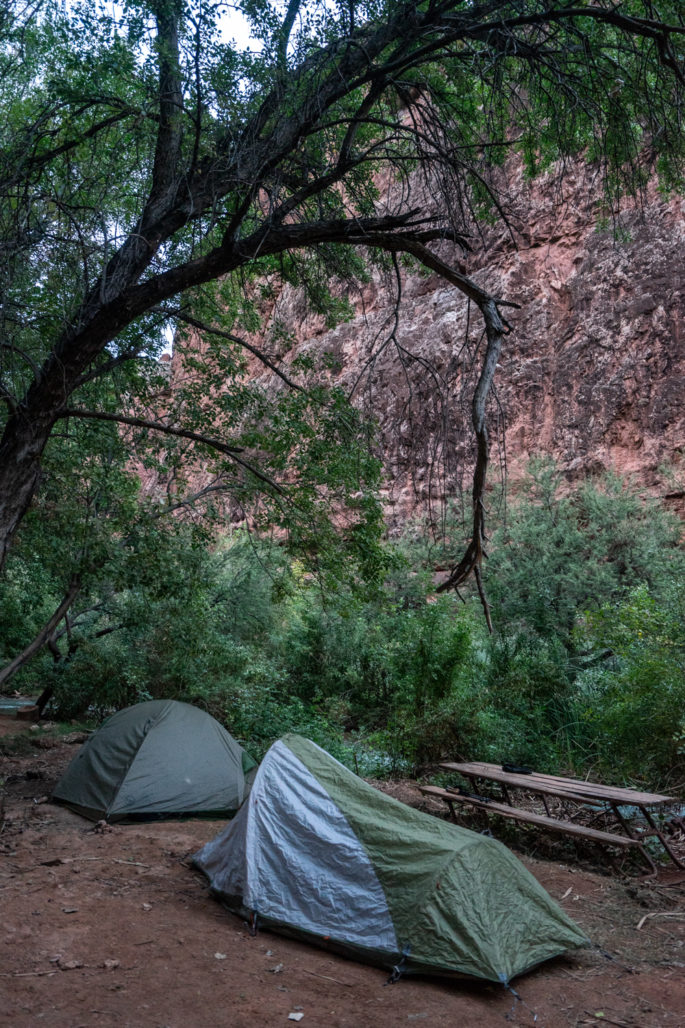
[419,785,652,868]
[419,760,683,872]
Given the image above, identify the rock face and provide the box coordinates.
[170,162,685,528]
[490,168,684,504]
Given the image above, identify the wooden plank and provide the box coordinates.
[441,761,676,805]
[450,761,599,789]
[419,786,643,848]
[439,762,676,806]
[438,765,593,805]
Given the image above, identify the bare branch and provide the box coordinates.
[0,341,42,378]
[436,298,507,616]
[145,477,238,518]
[57,407,288,496]
[57,406,244,451]
[163,308,307,392]
[346,232,518,308]
[0,106,145,195]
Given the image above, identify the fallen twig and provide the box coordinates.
[302,969,353,987]
[636,912,685,930]
[0,970,58,978]
[559,968,604,981]
[16,856,151,871]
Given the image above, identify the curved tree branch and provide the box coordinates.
[435,297,507,624]
[0,105,145,195]
[57,408,287,495]
[163,308,308,393]
[0,573,81,690]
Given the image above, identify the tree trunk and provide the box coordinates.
[0,574,81,690]
[0,399,62,571]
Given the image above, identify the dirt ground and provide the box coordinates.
[2,717,685,1028]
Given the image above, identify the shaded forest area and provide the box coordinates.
[3,459,684,789]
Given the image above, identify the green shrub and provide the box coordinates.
[570,584,685,782]
[486,458,684,648]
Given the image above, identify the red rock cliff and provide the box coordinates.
[168,163,685,528]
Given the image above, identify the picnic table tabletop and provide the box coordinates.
[438,761,677,807]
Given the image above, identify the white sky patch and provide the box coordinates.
[217,4,263,52]
[80,0,259,54]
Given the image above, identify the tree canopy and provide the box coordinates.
[1,0,684,599]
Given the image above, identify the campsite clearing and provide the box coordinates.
[2,718,685,1028]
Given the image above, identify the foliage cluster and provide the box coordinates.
[2,458,683,788]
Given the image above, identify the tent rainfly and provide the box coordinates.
[53,700,257,822]
[194,734,588,984]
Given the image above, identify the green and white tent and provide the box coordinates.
[194,734,587,984]
[53,700,257,822]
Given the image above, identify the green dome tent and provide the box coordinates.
[53,700,257,822]
[194,734,587,984]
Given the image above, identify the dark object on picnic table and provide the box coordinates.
[502,764,534,775]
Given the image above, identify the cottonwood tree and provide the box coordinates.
[1,0,684,621]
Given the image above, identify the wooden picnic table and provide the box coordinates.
[431,760,683,871]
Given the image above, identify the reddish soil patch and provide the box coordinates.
[2,716,685,1028]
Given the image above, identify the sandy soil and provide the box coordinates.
[2,716,685,1028]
